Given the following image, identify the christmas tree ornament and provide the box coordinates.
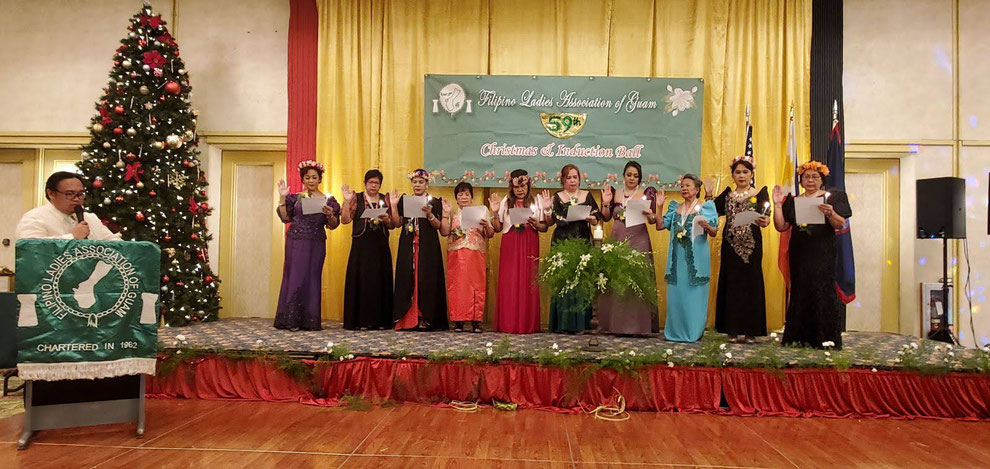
[115,195,125,203]
[113,127,124,135]
[163,275,170,283]
[93,178,103,189]
[166,134,182,148]
[163,234,171,242]
[103,197,112,205]
[204,275,213,283]
[91,123,103,133]
[125,152,136,161]
[164,81,181,94]
[183,129,194,140]
[152,140,164,150]
[114,105,125,114]
[149,190,157,197]
[144,102,154,110]
[178,68,186,75]
[139,85,150,95]
[142,64,150,72]
[103,142,112,149]
[115,160,125,168]
[136,181,145,188]
[190,233,199,240]
[122,59,132,69]
[135,212,145,221]
[127,127,137,136]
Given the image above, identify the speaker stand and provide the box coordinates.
[927,236,958,345]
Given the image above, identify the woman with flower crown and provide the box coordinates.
[340,169,395,330]
[598,161,663,336]
[660,174,718,342]
[446,181,495,333]
[773,161,851,349]
[490,169,550,333]
[548,163,602,333]
[713,155,771,343]
[273,160,341,331]
[389,169,448,331]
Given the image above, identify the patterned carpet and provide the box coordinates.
[157,318,986,370]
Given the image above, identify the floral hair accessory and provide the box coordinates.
[298,160,325,172]
[408,169,431,180]
[510,175,532,187]
[796,161,830,177]
[731,154,756,169]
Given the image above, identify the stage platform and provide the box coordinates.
[157,318,985,370]
[148,318,990,420]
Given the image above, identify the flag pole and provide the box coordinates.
[832,100,838,128]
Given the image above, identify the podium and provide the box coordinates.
[13,239,160,449]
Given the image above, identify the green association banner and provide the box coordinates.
[424,74,703,187]
[16,239,160,380]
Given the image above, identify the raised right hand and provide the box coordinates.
[72,221,90,240]
[341,184,355,202]
[488,193,500,212]
[772,185,786,204]
[277,179,290,198]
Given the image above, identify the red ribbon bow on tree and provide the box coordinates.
[188,198,200,214]
[124,161,144,182]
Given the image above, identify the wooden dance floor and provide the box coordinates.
[2,398,989,468]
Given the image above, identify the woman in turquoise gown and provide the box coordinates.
[660,174,718,342]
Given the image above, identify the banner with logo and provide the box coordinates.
[424,74,704,187]
[15,239,160,381]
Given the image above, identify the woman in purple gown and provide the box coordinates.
[273,160,341,331]
[598,162,663,335]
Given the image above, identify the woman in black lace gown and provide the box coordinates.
[772,161,851,349]
[713,156,771,342]
[548,163,601,333]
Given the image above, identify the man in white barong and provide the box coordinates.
[16,172,121,241]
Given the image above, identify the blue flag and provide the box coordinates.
[827,121,855,304]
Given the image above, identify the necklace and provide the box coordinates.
[679,198,700,227]
[730,186,753,199]
[563,189,580,203]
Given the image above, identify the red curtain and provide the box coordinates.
[148,357,721,413]
[721,367,990,420]
[147,356,990,420]
[286,0,318,191]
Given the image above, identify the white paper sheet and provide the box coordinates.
[460,206,486,230]
[565,204,592,222]
[691,214,707,239]
[624,199,651,228]
[301,196,327,215]
[731,210,761,228]
[508,207,533,226]
[402,195,429,218]
[360,207,387,219]
[794,197,826,225]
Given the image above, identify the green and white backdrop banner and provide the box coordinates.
[16,239,160,381]
[424,74,703,188]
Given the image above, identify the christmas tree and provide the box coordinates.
[77,3,220,326]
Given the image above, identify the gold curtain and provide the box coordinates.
[315,0,811,329]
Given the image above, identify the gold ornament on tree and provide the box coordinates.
[168,170,187,189]
[165,134,182,149]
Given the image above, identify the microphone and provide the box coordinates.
[74,205,85,223]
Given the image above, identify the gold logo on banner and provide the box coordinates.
[540,113,587,138]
